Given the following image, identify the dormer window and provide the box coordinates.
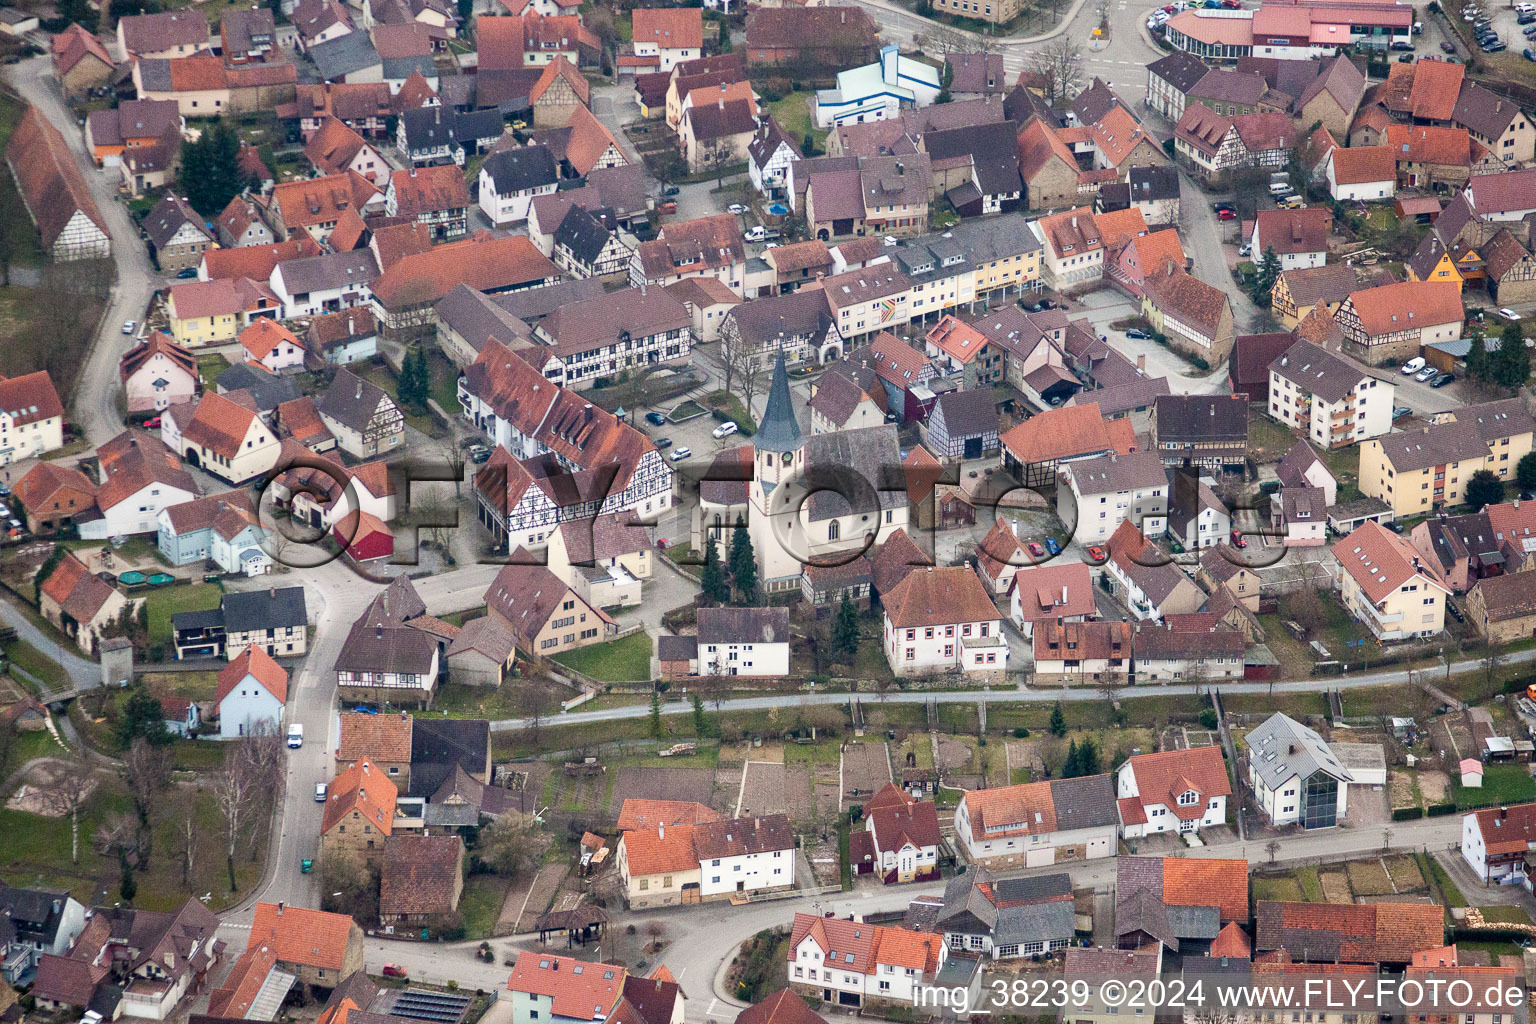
[1178,789,1199,806]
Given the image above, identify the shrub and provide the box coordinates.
[1013,727,1030,738]
[1392,806,1425,820]
[1198,708,1218,729]
[1426,802,1457,816]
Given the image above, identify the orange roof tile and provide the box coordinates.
[507,952,626,1020]
[1209,921,1251,958]
[882,565,997,629]
[240,318,302,361]
[370,234,557,309]
[620,822,697,876]
[248,902,357,971]
[1161,856,1248,922]
[1341,280,1462,338]
[217,645,289,705]
[1385,123,1474,168]
[1329,144,1394,185]
[321,758,398,836]
[631,7,703,49]
[616,799,720,831]
[1000,402,1133,465]
[1122,746,1233,823]
[337,711,412,763]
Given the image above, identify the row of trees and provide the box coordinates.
[700,517,758,604]
[1464,322,1530,390]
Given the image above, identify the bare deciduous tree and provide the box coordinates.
[721,333,767,421]
[214,750,258,891]
[519,684,552,744]
[922,24,973,58]
[176,792,199,887]
[119,738,172,869]
[1028,37,1083,104]
[46,752,97,865]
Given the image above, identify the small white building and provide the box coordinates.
[1244,712,1353,829]
[694,814,797,899]
[214,645,288,738]
[1461,801,1536,884]
[748,119,800,201]
[1115,745,1231,839]
[1325,146,1395,203]
[695,606,790,677]
[476,146,559,226]
[813,45,941,129]
[788,912,946,1008]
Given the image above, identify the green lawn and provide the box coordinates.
[1425,853,1466,908]
[359,360,449,439]
[1251,876,1306,902]
[765,93,823,154]
[1457,763,1536,809]
[140,670,222,702]
[460,874,511,940]
[145,583,224,647]
[3,638,65,692]
[704,391,756,435]
[1476,905,1533,925]
[552,632,653,683]
[197,353,232,388]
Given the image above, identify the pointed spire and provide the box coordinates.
[754,349,802,454]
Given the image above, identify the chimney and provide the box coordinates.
[658,821,665,839]
[376,624,383,640]
[401,710,407,720]
[277,902,285,915]
[269,587,275,598]
[1136,353,1145,372]
[897,162,904,176]
[840,7,845,20]
[718,95,724,109]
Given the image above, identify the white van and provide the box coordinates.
[287,723,304,748]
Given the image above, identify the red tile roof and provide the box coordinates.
[5,104,110,250]
[1341,280,1462,338]
[632,7,702,49]
[882,565,997,629]
[0,370,65,428]
[616,798,719,831]
[370,234,557,308]
[507,952,626,1020]
[322,758,398,835]
[14,462,97,518]
[248,902,357,971]
[41,552,119,625]
[1122,746,1233,824]
[1329,144,1394,185]
[203,239,321,281]
[1000,402,1135,465]
[217,645,290,705]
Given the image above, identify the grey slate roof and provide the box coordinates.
[1129,164,1180,203]
[1268,340,1371,405]
[491,276,604,322]
[317,367,393,432]
[310,32,381,81]
[144,194,212,251]
[1154,394,1248,446]
[553,204,614,265]
[382,54,437,81]
[1048,773,1119,829]
[481,144,557,194]
[804,424,904,519]
[276,249,380,296]
[889,216,1042,288]
[221,586,308,633]
[657,634,698,662]
[930,389,996,439]
[216,363,300,411]
[697,606,789,645]
[1245,712,1354,788]
[1067,450,1167,495]
[1147,50,1209,95]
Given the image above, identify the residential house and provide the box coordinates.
[247,902,364,989]
[744,7,879,72]
[882,566,1005,678]
[929,868,1074,959]
[922,390,998,462]
[1114,856,1247,952]
[665,277,741,344]
[681,96,758,174]
[14,462,97,535]
[266,172,385,244]
[546,512,652,611]
[692,607,790,678]
[161,390,281,484]
[630,8,701,71]
[39,553,132,655]
[748,118,800,200]
[953,774,1119,868]
[316,368,403,459]
[1410,501,1536,594]
[999,402,1136,489]
[51,25,115,98]
[1006,562,1094,637]
[306,308,380,367]
[215,645,288,738]
[82,429,199,540]
[85,99,182,168]
[785,913,945,1009]
[618,814,796,908]
[143,195,215,274]
[1249,208,1332,271]
[120,333,198,415]
[1466,571,1536,643]
[172,585,309,660]
[1146,51,1209,121]
[1275,441,1338,507]
[384,165,469,240]
[1030,207,1103,294]
[321,758,398,865]
[1273,485,1328,546]
[630,213,746,294]
[1462,802,1536,883]
[1140,267,1234,365]
[156,491,270,575]
[1245,712,1355,829]
[1227,332,1292,405]
[1271,263,1357,328]
[1332,520,1452,641]
[334,579,443,707]
[478,146,560,226]
[1152,394,1247,471]
[1267,339,1393,449]
[1115,748,1231,840]
[1058,450,1168,545]
[1165,469,1230,552]
[117,9,211,58]
[1325,145,1396,202]
[1103,519,1208,622]
[860,784,941,883]
[505,952,625,1024]
[337,711,414,786]
[1333,280,1462,366]
[165,277,284,346]
[485,560,616,657]
[221,6,276,62]
[1359,400,1535,515]
[240,319,307,375]
[305,116,388,184]
[551,206,636,282]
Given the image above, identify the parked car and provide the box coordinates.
[175,267,198,279]
[1431,372,1456,388]
[381,965,408,980]
[1212,201,1236,214]
[670,446,691,461]
[1125,328,1150,340]
[727,203,747,215]
[645,411,667,426]
[1499,307,1523,321]
[1401,356,1426,374]
[658,201,678,215]
[712,421,739,439]
[654,436,672,450]
[1389,38,1413,49]
[315,783,327,802]
[1086,545,1107,562]
[467,444,491,463]
[1441,39,1457,52]
[1393,406,1412,419]
[1027,542,1046,557]
[1217,207,1237,220]
[1044,538,1061,555]
[662,184,680,196]
[121,320,136,334]
[1483,38,1506,51]
[1523,24,1536,36]
[1229,529,1247,549]
[1397,51,1415,60]
[1415,365,1439,382]
[143,415,161,429]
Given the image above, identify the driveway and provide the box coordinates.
[3,55,157,448]
[1068,292,1231,393]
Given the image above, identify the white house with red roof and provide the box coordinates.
[1114,745,1231,839]
[1006,562,1095,637]
[240,319,307,374]
[0,371,66,465]
[507,952,626,1024]
[882,566,1005,677]
[861,783,941,883]
[787,912,946,1008]
[1461,801,1536,883]
[216,645,288,738]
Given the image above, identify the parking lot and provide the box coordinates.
[1457,0,1533,55]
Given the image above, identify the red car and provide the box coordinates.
[1086,545,1106,562]
[1027,542,1046,557]
[1229,529,1247,548]
[381,964,408,979]
[143,415,161,429]
[1217,207,1237,220]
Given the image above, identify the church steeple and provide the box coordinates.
[754,349,802,455]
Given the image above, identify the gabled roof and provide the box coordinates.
[380,834,463,916]
[1329,144,1394,185]
[216,645,289,705]
[631,7,702,49]
[322,758,399,835]
[338,711,413,763]
[1333,520,1451,604]
[507,953,625,1021]
[40,553,118,625]
[734,991,828,1024]
[6,104,110,250]
[119,9,209,51]
[1001,402,1135,466]
[1254,900,1443,964]
[248,903,357,971]
[883,566,996,629]
[1121,747,1233,821]
[1466,168,1536,216]
[1268,339,1372,405]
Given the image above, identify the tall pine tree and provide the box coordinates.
[700,539,728,603]
[728,514,757,603]
[182,119,246,216]
[648,688,663,739]
[833,593,859,661]
[1063,739,1080,778]
[1049,702,1066,736]
[1466,327,1490,382]
[1495,322,1530,388]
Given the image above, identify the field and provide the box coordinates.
[840,742,891,806]
[1456,763,1536,809]
[3,637,65,691]
[609,766,714,808]
[738,760,814,821]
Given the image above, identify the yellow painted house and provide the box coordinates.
[166,278,279,348]
[1331,520,1452,641]
[1359,398,1535,516]
[1406,233,1484,293]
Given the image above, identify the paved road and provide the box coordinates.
[0,599,98,693]
[4,54,156,448]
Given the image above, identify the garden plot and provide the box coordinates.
[6,761,99,816]
[738,761,815,822]
[1319,870,1352,903]
[936,737,975,777]
[841,743,892,806]
[611,767,715,810]
[1006,740,1043,776]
